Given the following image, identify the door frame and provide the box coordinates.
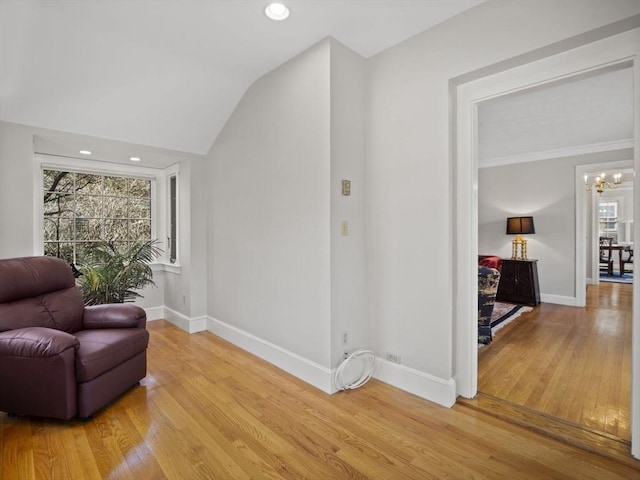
[453,29,640,457]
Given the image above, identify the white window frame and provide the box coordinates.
[33,154,179,271]
[598,200,619,237]
[164,164,180,270]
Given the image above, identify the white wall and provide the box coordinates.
[207,40,333,367]
[478,149,633,299]
[206,37,370,388]
[188,158,209,318]
[329,39,368,366]
[0,121,36,258]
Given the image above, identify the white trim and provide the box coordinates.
[39,156,161,178]
[163,164,180,266]
[144,306,165,321]
[480,138,634,169]
[539,294,577,306]
[575,163,589,304]
[632,39,640,460]
[33,160,45,255]
[373,358,457,408]
[151,262,181,274]
[590,185,601,285]
[206,316,335,394]
[165,307,206,333]
[143,306,206,333]
[453,81,479,400]
[190,316,208,333]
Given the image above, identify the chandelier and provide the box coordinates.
[584,172,621,193]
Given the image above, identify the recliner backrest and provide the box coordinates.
[0,256,84,333]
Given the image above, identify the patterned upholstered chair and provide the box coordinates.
[478,265,501,345]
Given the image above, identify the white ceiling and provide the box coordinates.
[478,64,634,167]
[0,0,484,155]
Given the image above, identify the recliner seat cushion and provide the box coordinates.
[74,329,149,382]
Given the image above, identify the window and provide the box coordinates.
[598,201,618,240]
[43,169,152,264]
[169,174,177,263]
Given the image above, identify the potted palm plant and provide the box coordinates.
[78,239,161,305]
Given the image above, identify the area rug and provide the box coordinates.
[599,271,633,284]
[490,302,533,333]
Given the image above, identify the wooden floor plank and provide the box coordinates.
[1,319,639,479]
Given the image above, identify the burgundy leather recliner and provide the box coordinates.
[0,256,149,420]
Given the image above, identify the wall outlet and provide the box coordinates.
[341,331,348,347]
[386,353,401,364]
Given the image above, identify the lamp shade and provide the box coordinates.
[506,216,535,235]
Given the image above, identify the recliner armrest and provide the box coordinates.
[83,304,147,329]
[0,327,79,358]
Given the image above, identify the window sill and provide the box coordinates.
[151,262,181,274]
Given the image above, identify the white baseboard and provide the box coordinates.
[373,358,457,407]
[145,308,456,407]
[206,316,334,394]
[540,293,577,306]
[145,306,165,321]
[144,306,207,333]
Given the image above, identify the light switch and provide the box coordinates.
[341,220,349,236]
[341,180,351,196]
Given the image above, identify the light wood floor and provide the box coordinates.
[2,319,639,479]
[479,281,632,441]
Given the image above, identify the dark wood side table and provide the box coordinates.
[496,259,540,306]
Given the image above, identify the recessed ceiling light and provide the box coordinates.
[130,157,141,162]
[79,150,92,155]
[265,3,289,21]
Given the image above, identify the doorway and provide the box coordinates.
[577,161,634,298]
[453,29,640,457]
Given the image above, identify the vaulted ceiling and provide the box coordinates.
[2,1,633,164]
[0,0,484,155]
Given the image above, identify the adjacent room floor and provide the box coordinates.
[479,282,632,441]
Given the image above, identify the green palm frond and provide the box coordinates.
[78,239,161,305]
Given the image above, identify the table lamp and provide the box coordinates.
[507,216,535,260]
